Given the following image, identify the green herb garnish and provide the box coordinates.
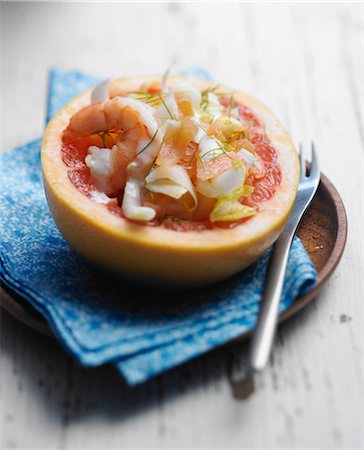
[193,118,232,159]
[200,84,220,111]
[136,129,159,156]
[94,130,113,147]
[129,91,164,107]
[227,92,235,117]
[146,155,158,176]
[158,94,177,120]
[200,84,229,111]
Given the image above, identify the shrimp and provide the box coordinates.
[67,86,162,221]
[66,96,157,139]
[86,144,130,195]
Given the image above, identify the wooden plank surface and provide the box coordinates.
[0,2,363,449]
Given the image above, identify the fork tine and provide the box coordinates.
[299,143,306,179]
[309,141,320,180]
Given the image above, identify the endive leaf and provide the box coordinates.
[210,184,255,222]
[145,165,197,209]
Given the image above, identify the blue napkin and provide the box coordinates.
[0,69,317,385]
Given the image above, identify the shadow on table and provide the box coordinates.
[0,298,317,428]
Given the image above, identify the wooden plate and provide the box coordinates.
[0,170,348,339]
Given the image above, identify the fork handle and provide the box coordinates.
[249,231,294,372]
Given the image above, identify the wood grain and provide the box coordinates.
[1,3,363,449]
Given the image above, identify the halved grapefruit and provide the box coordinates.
[41,75,299,285]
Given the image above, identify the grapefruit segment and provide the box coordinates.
[156,119,197,167]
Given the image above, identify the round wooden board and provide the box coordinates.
[0,170,347,340]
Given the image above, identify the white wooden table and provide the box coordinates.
[1,3,363,449]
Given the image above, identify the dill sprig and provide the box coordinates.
[200,84,220,111]
[136,129,159,156]
[214,139,233,159]
[192,118,210,135]
[200,84,228,111]
[200,147,225,160]
[131,90,177,120]
[227,92,235,117]
[94,131,113,147]
[146,155,158,176]
[223,130,246,147]
[186,146,199,164]
[194,119,232,157]
[158,94,177,120]
[129,91,164,107]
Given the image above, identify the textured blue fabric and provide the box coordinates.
[0,69,317,385]
[46,69,100,123]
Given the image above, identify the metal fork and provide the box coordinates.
[249,142,320,372]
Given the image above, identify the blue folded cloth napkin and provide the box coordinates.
[0,69,317,385]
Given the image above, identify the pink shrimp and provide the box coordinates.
[65,97,157,139]
[66,92,161,221]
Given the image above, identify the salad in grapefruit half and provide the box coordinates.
[41,74,299,285]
